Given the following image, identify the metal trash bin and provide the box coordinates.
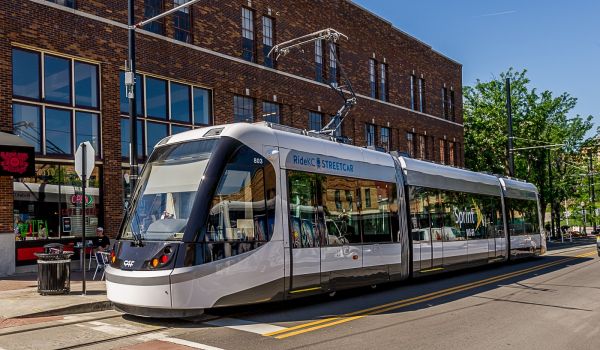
[35,244,74,295]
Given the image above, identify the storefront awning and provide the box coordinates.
[0,131,35,177]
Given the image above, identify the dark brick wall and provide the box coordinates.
[0,0,464,237]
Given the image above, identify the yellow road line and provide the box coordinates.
[269,251,595,339]
[289,287,322,294]
[420,267,445,273]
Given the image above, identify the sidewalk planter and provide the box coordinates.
[35,244,74,295]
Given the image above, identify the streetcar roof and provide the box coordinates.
[398,156,502,196]
[498,177,539,200]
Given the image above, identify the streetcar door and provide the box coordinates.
[287,171,322,293]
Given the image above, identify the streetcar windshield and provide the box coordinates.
[122,139,217,241]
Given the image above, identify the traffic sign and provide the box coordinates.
[75,141,95,180]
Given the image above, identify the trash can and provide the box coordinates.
[35,244,74,295]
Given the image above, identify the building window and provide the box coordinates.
[418,135,426,159]
[449,141,455,166]
[119,72,213,160]
[173,0,192,43]
[241,7,255,62]
[410,75,415,110]
[144,0,164,35]
[146,121,169,155]
[46,0,75,8]
[439,139,446,164]
[193,87,212,125]
[13,104,42,153]
[11,48,101,157]
[262,16,274,68]
[380,126,390,151]
[45,108,72,155]
[441,87,448,119]
[262,102,280,124]
[234,95,254,122]
[74,62,99,108]
[450,90,455,121]
[170,82,191,123]
[44,55,71,105]
[329,43,337,86]
[12,49,40,99]
[369,59,377,98]
[329,115,342,137]
[418,77,425,113]
[145,77,168,119]
[380,63,387,102]
[406,132,415,157]
[365,124,375,147]
[315,39,324,82]
[308,111,322,131]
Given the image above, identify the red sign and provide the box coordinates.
[71,194,94,206]
[0,146,35,177]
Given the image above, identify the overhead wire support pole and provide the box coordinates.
[126,0,202,198]
[126,0,138,197]
[506,77,515,177]
[268,28,357,137]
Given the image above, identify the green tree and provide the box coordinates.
[463,68,594,235]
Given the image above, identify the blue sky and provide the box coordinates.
[353,0,600,135]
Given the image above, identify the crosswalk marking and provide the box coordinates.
[161,337,226,350]
[206,317,286,335]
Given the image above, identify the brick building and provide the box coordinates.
[0,0,463,270]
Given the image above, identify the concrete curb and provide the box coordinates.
[15,300,114,319]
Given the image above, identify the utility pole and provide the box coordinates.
[126,0,139,196]
[506,77,514,177]
[590,150,597,233]
[548,148,555,238]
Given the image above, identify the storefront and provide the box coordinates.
[13,162,103,266]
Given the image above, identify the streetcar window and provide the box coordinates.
[288,172,323,248]
[506,198,539,236]
[202,145,274,262]
[319,175,360,246]
[358,179,396,243]
[122,139,217,241]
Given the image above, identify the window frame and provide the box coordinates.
[262,15,275,68]
[308,111,323,131]
[365,123,376,147]
[379,63,387,102]
[11,48,102,158]
[369,59,377,99]
[380,126,390,151]
[173,0,193,43]
[241,7,256,62]
[233,95,255,123]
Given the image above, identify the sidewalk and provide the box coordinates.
[0,270,111,321]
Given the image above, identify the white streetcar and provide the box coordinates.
[106,122,545,317]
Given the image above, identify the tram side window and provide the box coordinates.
[357,180,397,243]
[319,175,361,245]
[288,172,323,248]
[507,198,539,236]
[203,146,273,262]
[442,190,467,241]
[409,186,432,243]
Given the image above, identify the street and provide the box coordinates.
[0,244,598,350]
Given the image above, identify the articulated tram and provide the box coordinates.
[106,122,545,317]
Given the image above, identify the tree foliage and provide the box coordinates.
[463,69,595,229]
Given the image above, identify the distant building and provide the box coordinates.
[0,0,463,269]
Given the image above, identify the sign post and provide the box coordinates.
[75,141,95,296]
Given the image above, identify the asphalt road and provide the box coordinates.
[1,243,598,350]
